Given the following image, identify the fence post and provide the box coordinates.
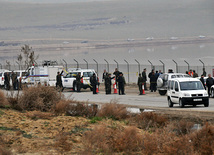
[62,59,68,71]
[83,59,88,69]
[104,59,109,72]
[148,60,154,70]
[0,63,2,69]
[159,60,165,73]
[16,61,20,70]
[172,59,178,73]
[73,59,79,68]
[135,59,140,74]
[199,59,205,69]
[114,59,119,70]
[93,59,98,76]
[124,59,129,83]
[184,60,190,71]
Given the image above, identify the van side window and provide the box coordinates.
[170,81,174,90]
[175,81,179,91]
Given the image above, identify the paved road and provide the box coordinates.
[64,91,214,112]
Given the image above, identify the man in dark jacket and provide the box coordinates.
[150,72,157,92]
[148,69,154,90]
[206,74,213,97]
[11,71,17,90]
[4,72,10,90]
[117,72,125,95]
[137,73,144,95]
[90,73,98,94]
[200,74,206,89]
[76,72,83,92]
[56,70,63,90]
[105,73,115,94]
[142,68,147,90]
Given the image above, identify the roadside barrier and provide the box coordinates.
[142,83,145,95]
[96,85,99,93]
[113,78,118,94]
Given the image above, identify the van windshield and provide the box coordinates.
[180,81,204,90]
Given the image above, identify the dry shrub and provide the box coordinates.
[66,102,98,118]
[130,112,168,131]
[18,86,62,111]
[190,122,214,154]
[0,90,9,107]
[168,119,194,135]
[97,101,129,120]
[54,130,72,153]
[26,111,54,120]
[83,124,143,154]
[53,99,70,115]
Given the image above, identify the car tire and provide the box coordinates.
[211,88,214,98]
[168,97,173,107]
[159,90,167,96]
[204,100,209,107]
[179,99,184,108]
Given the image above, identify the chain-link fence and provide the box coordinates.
[1,63,213,83]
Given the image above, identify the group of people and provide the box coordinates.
[4,71,19,90]
[137,68,162,94]
[102,68,126,95]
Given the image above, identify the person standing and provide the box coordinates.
[150,72,157,92]
[113,68,120,84]
[117,72,125,95]
[206,74,213,97]
[11,71,17,90]
[148,69,154,90]
[202,68,207,77]
[4,72,10,90]
[200,74,206,89]
[56,70,63,90]
[102,69,108,82]
[90,73,98,94]
[76,72,83,92]
[105,73,114,94]
[188,69,193,77]
[142,68,147,90]
[137,73,144,95]
[193,70,198,78]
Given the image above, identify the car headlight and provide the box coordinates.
[183,93,190,97]
[204,92,208,96]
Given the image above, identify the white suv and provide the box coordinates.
[157,73,190,95]
[167,78,209,108]
[62,68,97,91]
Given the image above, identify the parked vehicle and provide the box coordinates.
[167,78,209,108]
[23,61,63,86]
[157,73,190,95]
[62,68,97,91]
[0,69,10,88]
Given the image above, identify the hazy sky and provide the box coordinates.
[0,0,109,3]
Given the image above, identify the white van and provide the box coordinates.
[167,78,209,108]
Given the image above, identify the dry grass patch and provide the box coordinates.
[97,100,130,120]
[83,124,143,154]
[129,112,168,131]
[26,111,54,120]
